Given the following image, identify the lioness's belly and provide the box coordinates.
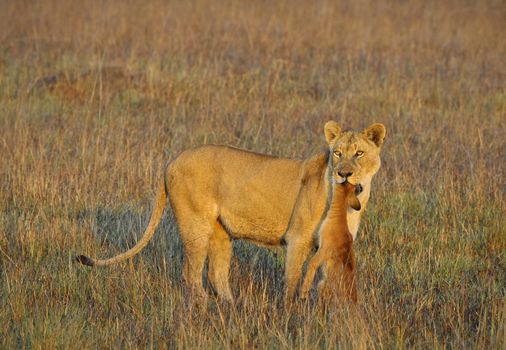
[217,158,301,244]
[219,204,294,245]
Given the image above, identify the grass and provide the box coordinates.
[1,0,505,348]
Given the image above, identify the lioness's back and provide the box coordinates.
[170,145,300,172]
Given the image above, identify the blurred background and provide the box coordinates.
[0,0,504,348]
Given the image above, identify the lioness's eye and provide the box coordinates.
[333,150,342,158]
[356,151,364,158]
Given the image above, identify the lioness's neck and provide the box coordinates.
[347,177,372,240]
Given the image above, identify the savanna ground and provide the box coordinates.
[1,0,505,348]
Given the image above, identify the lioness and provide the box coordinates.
[77,121,386,302]
[301,181,361,303]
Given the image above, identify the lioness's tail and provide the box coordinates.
[76,175,167,267]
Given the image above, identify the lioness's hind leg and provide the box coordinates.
[179,220,213,301]
[207,221,233,301]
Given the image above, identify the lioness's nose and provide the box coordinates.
[338,171,353,178]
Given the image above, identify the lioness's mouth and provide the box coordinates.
[333,177,363,195]
[334,177,347,184]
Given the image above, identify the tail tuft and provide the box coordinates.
[76,255,95,266]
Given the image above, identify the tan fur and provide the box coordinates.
[77,122,386,302]
[301,181,359,303]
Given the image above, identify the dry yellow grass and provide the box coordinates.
[0,0,505,348]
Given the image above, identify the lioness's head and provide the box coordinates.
[324,121,386,187]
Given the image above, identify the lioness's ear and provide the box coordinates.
[347,195,361,211]
[363,123,386,147]
[324,121,341,145]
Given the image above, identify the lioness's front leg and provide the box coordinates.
[284,232,314,301]
[300,250,323,299]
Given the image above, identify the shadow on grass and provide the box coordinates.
[74,205,288,299]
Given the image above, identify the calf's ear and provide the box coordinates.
[348,195,361,211]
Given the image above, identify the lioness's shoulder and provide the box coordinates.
[302,152,329,177]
